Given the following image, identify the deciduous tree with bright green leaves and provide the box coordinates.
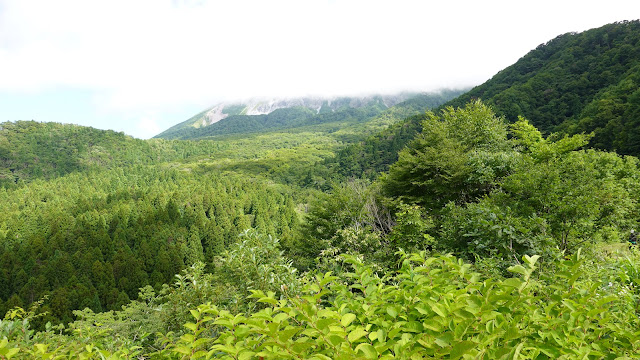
[382,100,518,212]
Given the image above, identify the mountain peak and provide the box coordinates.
[155,93,420,138]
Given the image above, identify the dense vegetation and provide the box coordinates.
[2,100,640,358]
[333,20,640,178]
[449,20,640,154]
[0,167,298,324]
[0,91,462,327]
[2,21,640,359]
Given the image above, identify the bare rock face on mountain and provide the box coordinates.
[154,93,420,139]
[201,95,413,124]
[201,105,228,126]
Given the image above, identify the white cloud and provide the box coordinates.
[1,0,639,135]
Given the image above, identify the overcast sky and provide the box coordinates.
[1,0,639,139]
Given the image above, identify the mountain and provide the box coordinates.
[4,21,640,357]
[0,90,464,321]
[333,20,640,178]
[154,92,460,140]
[447,20,640,155]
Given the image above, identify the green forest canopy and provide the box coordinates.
[1,100,640,358]
[2,20,640,358]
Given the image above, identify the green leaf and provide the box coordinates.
[523,254,540,267]
[291,341,314,354]
[502,278,522,288]
[508,265,526,276]
[430,303,447,318]
[537,344,561,358]
[279,328,299,343]
[273,312,289,323]
[587,308,606,317]
[184,322,198,332]
[317,318,334,331]
[435,333,453,348]
[192,350,208,359]
[386,306,399,318]
[341,313,357,327]
[595,296,617,307]
[309,355,333,360]
[450,340,476,359]
[355,343,378,359]
[189,309,201,321]
[327,334,344,346]
[258,297,279,305]
[238,350,257,360]
[562,299,576,312]
[348,327,368,342]
[423,320,443,332]
[388,327,402,339]
[404,321,423,333]
[5,348,19,359]
[181,333,195,343]
[509,342,524,359]
[173,346,192,355]
[211,344,239,355]
[34,344,48,354]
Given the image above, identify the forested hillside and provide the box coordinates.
[0,121,148,187]
[0,167,298,324]
[154,95,407,140]
[0,91,460,326]
[2,21,640,359]
[154,92,462,141]
[449,20,640,156]
[332,20,640,178]
[2,100,640,358]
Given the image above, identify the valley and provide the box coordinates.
[1,20,640,359]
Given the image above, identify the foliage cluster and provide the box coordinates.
[0,166,299,324]
[303,101,640,270]
[3,249,640,358]
[327,89,467,179]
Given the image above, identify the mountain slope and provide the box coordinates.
[154,93,458,140]
[447,20,640,153]
[332,20,640,178]
[0,90,468,322]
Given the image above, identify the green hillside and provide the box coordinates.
[2,22,640,358]
[0,121,142,186]
[166,107,318,139]
[154,95,413,140]
[333,20,640,178]
[2,100,639,358]
[449,20,640,154]
[154,92,460,141]
[0,91,460,325]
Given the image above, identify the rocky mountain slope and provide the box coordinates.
[154,93,451,140]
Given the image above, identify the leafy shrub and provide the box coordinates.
[164,251,639,359]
